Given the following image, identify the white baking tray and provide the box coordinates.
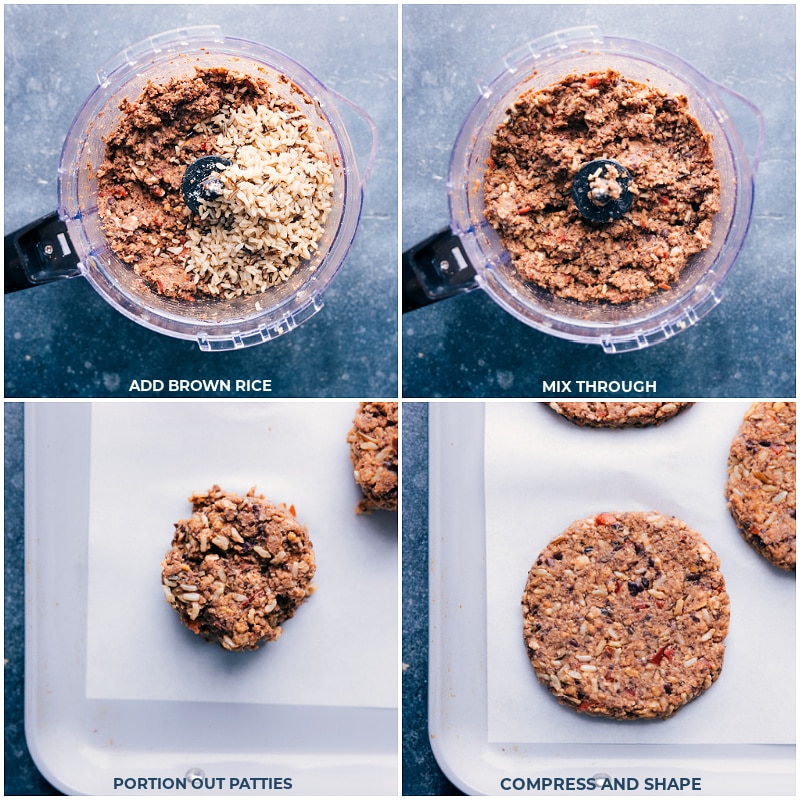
[428,402,795,795]
[24,402,398,796]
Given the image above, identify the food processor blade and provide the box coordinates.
[181,155,233,214]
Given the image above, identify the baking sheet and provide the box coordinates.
[25,402,398,795]
[86,402,397,708]
[428,402,795,795]
[484,402,795,744]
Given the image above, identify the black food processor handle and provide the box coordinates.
[402,228,479,313]
[5,211,82,293]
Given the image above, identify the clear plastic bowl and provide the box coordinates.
[449,26,764,353]
[58,26,377,351]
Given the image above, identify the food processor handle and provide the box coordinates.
[326,88,379,188]
[711,81,766,177]
[5,211,82,293]
[402,228,479,313]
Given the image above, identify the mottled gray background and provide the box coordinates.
[403,4,795,398]
[4,4,397,398]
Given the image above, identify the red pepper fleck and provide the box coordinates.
[650,644,674,665]
[595,513,618,526]
[289,504,297,517]
[517,205,532,215]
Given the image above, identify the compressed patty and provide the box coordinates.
[347,402,398,513]
[547,401,693,428]
[726,402,796,571]
[522,511,730,719]
[484,69,720,303]
[161,485,315,650]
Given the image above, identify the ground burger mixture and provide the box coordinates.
[725,402,796,571]
[547,401,693,428]
[97,67,333,300]
[522,511,730,719]
[484,69,721,303]
[347,402,399,513]
[161,485,316,650]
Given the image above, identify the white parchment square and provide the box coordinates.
[86,402,397,708]
[485,402,795,744]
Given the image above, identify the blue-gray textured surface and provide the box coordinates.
[401,402,462,796]
[4,4,398,398]
[402,4,795,398]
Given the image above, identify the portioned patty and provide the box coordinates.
[161,485,315,650]
[726,402,796,571]
[547,401,693,428]
[347,402,398,513]
[522,511,730,719]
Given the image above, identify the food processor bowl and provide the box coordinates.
[57,26,377,351]
[445,26,764,353]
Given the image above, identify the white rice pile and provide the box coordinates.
[185,98,334,298]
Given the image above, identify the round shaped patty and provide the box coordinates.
[547,401,693,428]
[347,402,398,513]
[161,485,315,651]
[726,402,796,571]
[522,512,730,719]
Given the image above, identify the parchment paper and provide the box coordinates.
[485,402,795,744]
[86,402,397,708]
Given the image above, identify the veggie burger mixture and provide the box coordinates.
[484,70,721,304]
[96,67,334,300]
